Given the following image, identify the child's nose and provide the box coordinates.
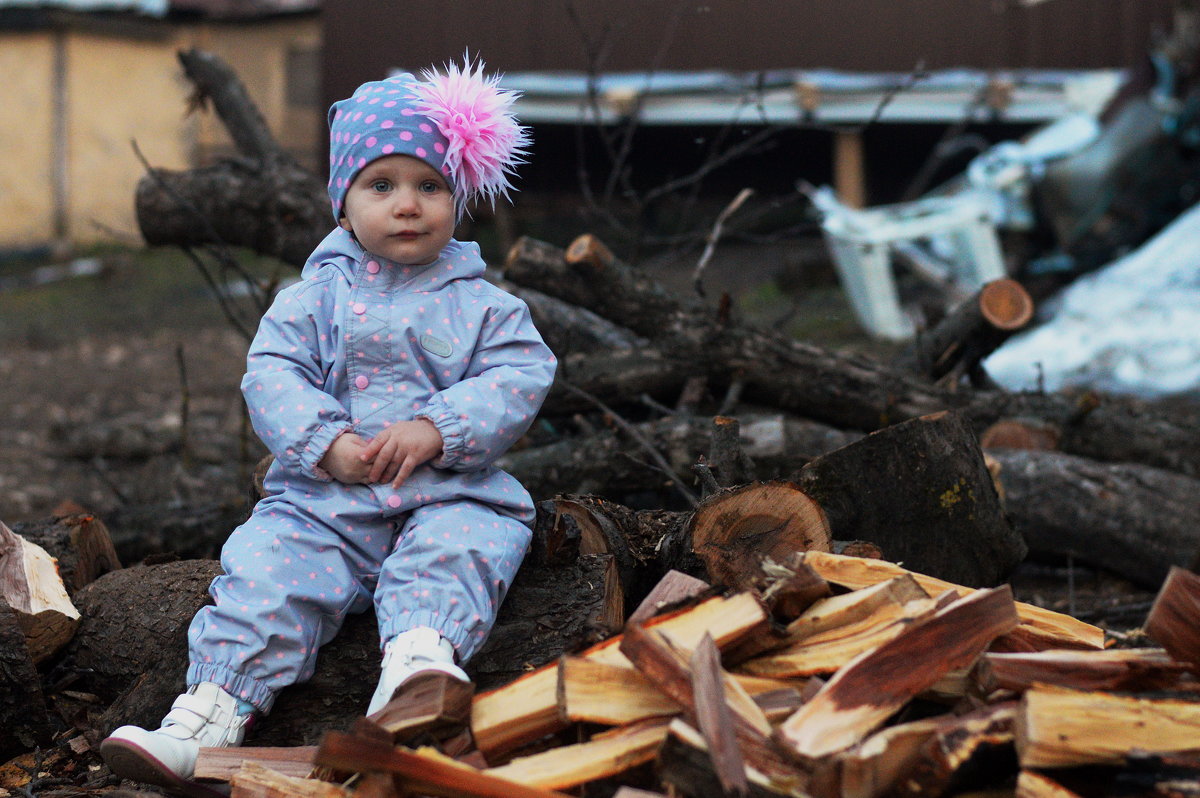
[392,188,420,215]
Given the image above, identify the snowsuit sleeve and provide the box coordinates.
[241,282,353,480]
[417,297,556,471]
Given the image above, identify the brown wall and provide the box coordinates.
[323,0,1175,108]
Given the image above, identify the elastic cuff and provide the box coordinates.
[416,396,464,469]
[379,611,476,664]
[188,663,277,714]
[298,422,352,481]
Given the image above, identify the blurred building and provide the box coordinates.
[322,1,1177,223]
[0,0,319,252]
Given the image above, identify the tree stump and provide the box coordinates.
[797,410,1026,587]
[13,514,122,595]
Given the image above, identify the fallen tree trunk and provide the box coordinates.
[509,235,1200,479]
[135,50,328,266]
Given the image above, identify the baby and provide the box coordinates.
[101,57,556,792]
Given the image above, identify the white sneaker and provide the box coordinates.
[367,626,469,715]
[100,682,252,795]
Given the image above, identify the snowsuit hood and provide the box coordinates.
[300,226,486,288]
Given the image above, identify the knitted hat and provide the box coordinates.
[327,57,530,221]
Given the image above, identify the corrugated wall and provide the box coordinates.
[323,0,1176,107]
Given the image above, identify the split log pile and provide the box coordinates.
[182,557,1200,798]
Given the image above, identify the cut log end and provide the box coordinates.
[979,278,1035,331]
[687,482,831,590]
[565,233,614,272]
[979,419,1061,451]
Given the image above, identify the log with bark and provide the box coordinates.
[899,278,1035,387]
[986,449,1200,588]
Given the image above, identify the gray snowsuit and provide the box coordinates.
[187,227,556,712]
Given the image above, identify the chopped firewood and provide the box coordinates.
[799,551,1105,650]
[1016,684,1200,768]
[685,482,831,590]
[657,718,809,798]
[471,666,564,762]
[692,634,751,796]
[796,410,1025,587]
[777,586,1020,761]
[619,624,771,739]
[739,588,941,679]
[619,622,809,785]
[472,591,768,759]
[974,648,1193,695]
[315,732,572,798]
[889,703,1017,798]
[1015,770,1083,798]
[589,591,770,670]
[11,514,121,594]
[759,559,832,624]
[558,655,803,728]
[613,789,668,798]
[367,671,474,744]
[782,574,928,641]
[1145,566,1200,666]
[484,717,671,790]
[229,761,349,798]
[195,746,318,782]
[627,569,711,626]
[814,702,1017,798]
[0,520,80,664]
[558,656,681,725]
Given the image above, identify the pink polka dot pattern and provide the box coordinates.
[327,73,452,221]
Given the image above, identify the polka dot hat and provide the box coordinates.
[327,56,530,222]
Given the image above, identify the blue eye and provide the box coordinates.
[420,180,441,194]
[370,179,391,192]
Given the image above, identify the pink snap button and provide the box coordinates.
[387,495,402,508]
[366,261,380,274]
[354,375,369,390]
[353,302,367,315]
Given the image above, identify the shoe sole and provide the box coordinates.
[99,738,229,798]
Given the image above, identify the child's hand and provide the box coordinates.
[362,419,444,488]
[318,432,372,484]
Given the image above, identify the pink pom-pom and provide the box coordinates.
[413,54,530,212]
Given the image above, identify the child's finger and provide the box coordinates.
[368,440,399,482]
[391,455,418,489]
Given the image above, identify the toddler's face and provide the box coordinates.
[339,155,455,265]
